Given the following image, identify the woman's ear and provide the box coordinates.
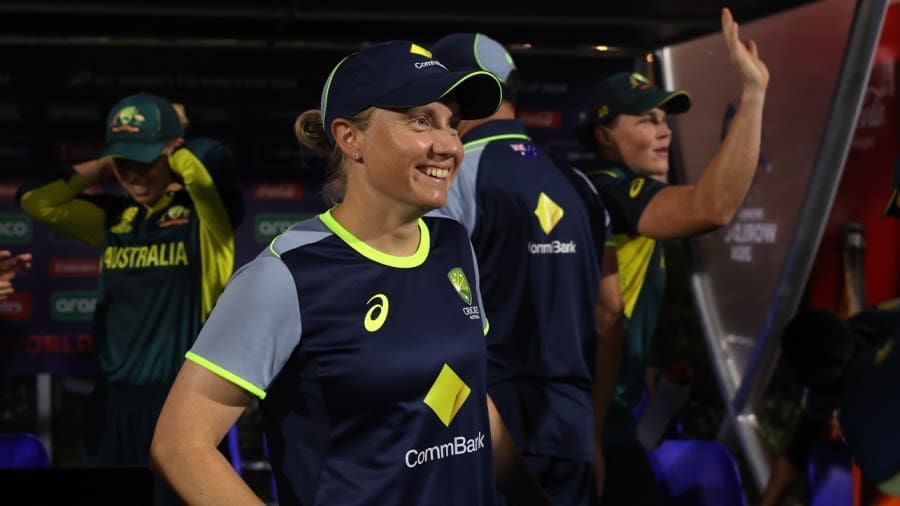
[332,119,359,161]
[593,125,614,148]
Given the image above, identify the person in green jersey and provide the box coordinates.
[17,93,243,505]
[575,8,769,505]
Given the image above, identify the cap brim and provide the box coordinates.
[372,70,502,120]
[628,89,692,116]
[657,90,692,114]
[103,141,166,163]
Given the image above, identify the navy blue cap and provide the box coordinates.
[103,93,183,163]
[576,72,691,147]
[320,40,503,146]
[431,33,517,87]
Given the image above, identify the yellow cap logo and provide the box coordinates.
[423,364,471,427]
[111,106,146,133]
[597,105,610,119]
[410,43,432,58]
[629,72,651,89]
[534,192,564,235]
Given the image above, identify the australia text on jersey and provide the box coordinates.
[103,241,189,269]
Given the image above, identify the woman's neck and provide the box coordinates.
[330,201,422,257]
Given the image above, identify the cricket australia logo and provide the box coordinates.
[448,268,480,320]
[110,106,146,133]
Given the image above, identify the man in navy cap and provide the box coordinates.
[433,32,625,506]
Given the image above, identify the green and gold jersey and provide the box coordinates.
[17,139,241,385]
[583,163,667,414]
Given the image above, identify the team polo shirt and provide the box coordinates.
[187,211,495,506]
[581,163,667,430]
[443,119,606,461]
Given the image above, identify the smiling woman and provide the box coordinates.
[149,40,551,506]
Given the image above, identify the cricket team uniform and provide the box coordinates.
[16,138,241,465]
[187,211,496,506]
[442,119,607,504]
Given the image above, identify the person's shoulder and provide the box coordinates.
[423,211,470,238]
[182,137,236,169]
[268,215,332,257]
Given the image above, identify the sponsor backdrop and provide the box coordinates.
[0,43,632,374]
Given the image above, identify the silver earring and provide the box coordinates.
[352,152,360,160]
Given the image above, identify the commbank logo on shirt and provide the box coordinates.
[534,192,564,235]
[424,363,471,427]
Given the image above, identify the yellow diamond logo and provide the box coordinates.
[534,192,564,235]
[423,364,471,427]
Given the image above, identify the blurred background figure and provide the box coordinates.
[16,92,243,505]
[762,303,900,505]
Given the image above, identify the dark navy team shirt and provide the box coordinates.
[187,211,495,506]
[442,119,606,461]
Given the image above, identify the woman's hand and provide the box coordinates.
[722,7,769,96]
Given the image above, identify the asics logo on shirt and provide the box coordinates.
[629,178,645,198]
[363,293,389,332]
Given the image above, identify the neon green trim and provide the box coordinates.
[185,351,267,399]
[320,55,352,131]
[878,470,900,496]
[268,236,282,259]
[440,70,503,116]
[463,133,529,150]
[585,169,620,179]
[483,320,490,336]
[319,209,429,268]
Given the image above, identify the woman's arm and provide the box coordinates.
[487,395,552,505]
[16,158,115,248]
[637,8,769,240]
[150,360,262,505]
[592,245,625,498]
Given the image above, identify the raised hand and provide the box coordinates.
[722,7,769,95]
